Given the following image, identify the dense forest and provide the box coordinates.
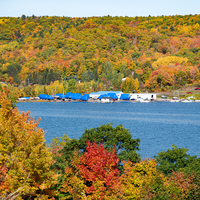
[0,14,200,96]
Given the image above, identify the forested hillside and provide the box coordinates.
[0,14,200,94]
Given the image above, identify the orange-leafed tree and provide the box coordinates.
[61,141,123,200]
[0,89,57,199]
[166,171,199,199]
[145,69,172,91]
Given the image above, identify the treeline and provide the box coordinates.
[2,75,140,100]
[1,89,200,199]
[0,14,200,92]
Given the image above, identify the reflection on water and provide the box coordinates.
[17,101,200,159]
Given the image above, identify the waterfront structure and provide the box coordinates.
[120,94,131,100]
[89,91,123,100]
[81,94,90,101]
[98,93,118,103]
[129,93,157,101]
[90,91,156,101]
[38,94,54,100]
[55,93,65,99]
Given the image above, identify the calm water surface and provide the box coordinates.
[17,101,200,159]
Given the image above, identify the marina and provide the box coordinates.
[17,90,200,103]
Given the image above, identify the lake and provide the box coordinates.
[17,101,200,159]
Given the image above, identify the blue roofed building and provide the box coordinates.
[89,91,123,100]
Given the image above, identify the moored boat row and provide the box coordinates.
[170,97,200,102]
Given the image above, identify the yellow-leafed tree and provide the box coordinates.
[0,89,57,199]
[120,159,167,199]
[152,56,188,70]
[134,78,140,93]
[121,76,136,93]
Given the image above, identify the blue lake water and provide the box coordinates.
[17,101,200,159]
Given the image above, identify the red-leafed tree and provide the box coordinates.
[0,164,7,192]
[61,141,123,199]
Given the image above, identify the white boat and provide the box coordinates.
[171,97,180,102]
[99,97,113,103]
[18,97,31,101]
[137,97,150,103]
[181,99,194,103]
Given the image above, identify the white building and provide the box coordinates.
[129,93,157,100]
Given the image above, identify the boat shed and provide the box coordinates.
[81,94,90,101]
[38,94,54,100]
[55,93,65,99]
[98,93,117,100]
[65,92,82,100]
[71,93,82,100]
[89,91,123,100]
[65,92,72,99]
[120,94,131,100]
[129,93,157,100]
[107,93,118,100]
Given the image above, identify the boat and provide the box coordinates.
[171,97,180,102]
[181,99,194,103]
[137,97,150,103]
[99,97,113,103]
[18,97,30,101]
[161,95,167,100]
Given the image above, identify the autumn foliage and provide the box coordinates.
[59,144,200,199]
[61,141,122,199]
[0,89,57,199]
[0,88,200,199]
[1,14,200,94]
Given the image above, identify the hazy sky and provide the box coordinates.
[1,0,200,18]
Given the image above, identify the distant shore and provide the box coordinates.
[17,98,172,103]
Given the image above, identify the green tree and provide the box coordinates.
[6,63,22,79]
[13,76,20,85]
[81,71,90,82]
[53,123,140,172]
[154,145,200,175]
[176,70,187,86]
[51,124,140,198]
[21,14,26,20]
[67,79,76,93]
[131,52,141,60]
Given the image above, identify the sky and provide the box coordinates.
[1,0,200,18]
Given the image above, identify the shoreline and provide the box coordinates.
[17,98,172,103]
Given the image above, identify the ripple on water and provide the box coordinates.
[17,101,200,159]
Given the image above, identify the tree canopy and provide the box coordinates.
[57,123,140,169]
[154,145,200,175]
[0,14,200,93]
[0,89,56,199]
